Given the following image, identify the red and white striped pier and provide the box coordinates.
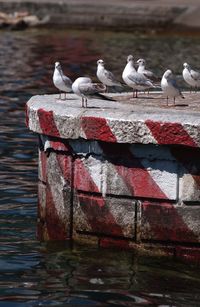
[26,92,200,262]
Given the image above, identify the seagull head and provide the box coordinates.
[55,62,61,70]
[136,58,146,66]
[97,59,105,66]
[163,69,173,79]
[127,55,134,63]
[183,62,190,69]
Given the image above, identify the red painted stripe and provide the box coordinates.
[142,201,198,243]
[49,140,71,152]
[100,143,167,199]
[78,194,129,242]
[45,183,68,240]
[145,120,197,147]
[38,108,60,137]
[56,154,72,185]
[81,117,117,142]
[73,158,100,193]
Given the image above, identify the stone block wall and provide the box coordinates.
[37,136,200,250]
[26,94,200,262]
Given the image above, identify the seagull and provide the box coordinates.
[182,62,200,92]
[161,69,184,106]
[96,59,123,90]
[137,58,158,82]
[53,61,72,100]
[72,77,113,108]
[122,55,154,98]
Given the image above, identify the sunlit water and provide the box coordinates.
[1,28,200,306]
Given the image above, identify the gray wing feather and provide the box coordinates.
[190,69,200,81]
[128,73,152,86]
[62,75,72,87]
[79,83,105,95]
[104,69,116,82]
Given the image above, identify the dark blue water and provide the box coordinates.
[1,28,200,306]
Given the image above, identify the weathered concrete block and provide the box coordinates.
[74,144,178,200]
[73,193,136,239]
[38,152,73,240]
[140,202,200,243]
[37,182,72,240]
[171,147,200,203]
[179,173,200,202]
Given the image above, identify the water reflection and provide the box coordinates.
[0,28,200,306]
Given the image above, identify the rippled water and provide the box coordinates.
[1,28,200,306]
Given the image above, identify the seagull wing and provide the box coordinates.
[169,77,178,88]
[170,78,183,96]
[79,83,106,95]
[127,73,152,86]
[104,69,117,82]
[190,69,200,81]
[142,69,159,81]
[62,75,73,87]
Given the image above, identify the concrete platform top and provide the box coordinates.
[26,92,200,148]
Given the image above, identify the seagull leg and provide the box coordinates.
[135,89,138,98]
[81,97,84,107]
[173,97,176,106]
[60,92,66,100]
[85,98,88,108]
[57,91,61,100]
[166,96,169,106]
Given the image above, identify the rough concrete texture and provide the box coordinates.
[27,93,200,147]
[1,0,200,30]
[141,202,200,243]
[36,134,200,249]
[73,194,136,239]
[38,150,73,240]
[73,147,178,200]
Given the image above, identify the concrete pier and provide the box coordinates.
[26,92,200,262]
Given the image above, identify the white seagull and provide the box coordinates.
[72,77,113,108]
[96,59,123,90]
[137,58,158,82]
[161,69,184,106]
[53,61,72,100]
[182,62,200,92]
[122,55,154,98]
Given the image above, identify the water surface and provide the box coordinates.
[0,28,200,306]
